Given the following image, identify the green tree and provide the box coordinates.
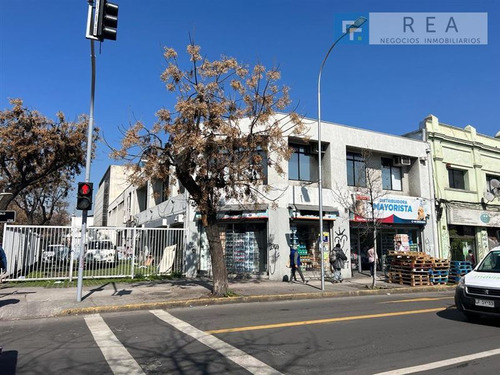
[115,44,305,296]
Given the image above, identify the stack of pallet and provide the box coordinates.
[429,258,450,285]
[387,251,432,286]
[448,261,473,284]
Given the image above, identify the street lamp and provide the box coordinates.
[317,16,367,291]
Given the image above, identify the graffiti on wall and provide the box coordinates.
[268,243,279,275]
[334,228,348,251]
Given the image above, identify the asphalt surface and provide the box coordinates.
[0,273,456,321]
[1,291,499,375]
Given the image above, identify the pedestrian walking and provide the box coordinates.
[0,244,7,283]
[289,246,306,283]
[367,246,375,276]
[330,243,347,283]
[466,249,476,268]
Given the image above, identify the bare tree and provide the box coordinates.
[13,175,72,225]
[114,43,305,296]
[0,99,94,211]
[333,149,387,288]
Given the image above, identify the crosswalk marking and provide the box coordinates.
[85,314,145,375]
[373,347,500,374]
[151,309,283,375]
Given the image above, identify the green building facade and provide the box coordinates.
[420,115,500,263]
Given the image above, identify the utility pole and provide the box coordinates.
[78,0,119,302]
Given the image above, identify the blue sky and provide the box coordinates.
[1,0,499,210]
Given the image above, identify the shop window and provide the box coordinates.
[381,158,402,191]
[448,168,466,190]
[347,152,366,187]
[289,144,318,182]
[221,223,266,273]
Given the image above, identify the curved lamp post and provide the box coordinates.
[318,16,367,290]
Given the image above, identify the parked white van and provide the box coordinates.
[455,246,500,319]
[85,240,117,266]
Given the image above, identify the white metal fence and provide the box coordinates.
[1,224,186,281]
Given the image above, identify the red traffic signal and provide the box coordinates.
[77,182,93,211]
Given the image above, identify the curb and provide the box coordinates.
[58,284,456,317]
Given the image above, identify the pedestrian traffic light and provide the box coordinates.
[77,182,93,211]
[96,0,119,41]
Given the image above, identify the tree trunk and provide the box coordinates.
[372,226,378,288]
[204,220,228,296]
[0,195,14,211]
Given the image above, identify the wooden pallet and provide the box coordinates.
[388,272,431,286]
[429,269,449,276]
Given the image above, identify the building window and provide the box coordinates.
[289,144,318,182]
[136,185,148,211]
[347,152,366,187]
[448,168,466,190]
[381,158,402,191]
[486,174,500,192]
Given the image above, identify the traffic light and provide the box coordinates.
[77,182,93,211]
[96,0,119,41]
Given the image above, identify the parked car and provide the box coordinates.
[455,246,500,319]
[85,240,117,266]
[42,245,70,267]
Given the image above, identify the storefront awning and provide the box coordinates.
[290,204,339,212]
[195,204,269,221]
[218,203,269,211]
[289,204,339,221]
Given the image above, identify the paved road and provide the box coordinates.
[1,291,499,374]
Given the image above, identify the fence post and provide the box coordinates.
[69,227,77,282]
[131,227,137,279]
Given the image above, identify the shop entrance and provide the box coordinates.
[449,225,476,262]
[350,225,423,272]
[290,220,331,271]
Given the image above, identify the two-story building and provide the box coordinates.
[407,115,500,263]
[95,115,437,281]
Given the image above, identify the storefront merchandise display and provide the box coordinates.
[222,229,261,273]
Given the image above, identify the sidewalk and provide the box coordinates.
[0,273,455,321]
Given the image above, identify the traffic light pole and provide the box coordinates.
[77,38,96,302]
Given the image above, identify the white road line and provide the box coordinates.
[84,314,145,375]
[374,348,500,375]
[151,309,283,375]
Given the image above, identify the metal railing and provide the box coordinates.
[1,224,186,281]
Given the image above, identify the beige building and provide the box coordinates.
[93,165,133,226]
[407,115,500,262]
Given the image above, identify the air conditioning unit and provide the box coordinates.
[393,156,411,166]
[174,214,185,223]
